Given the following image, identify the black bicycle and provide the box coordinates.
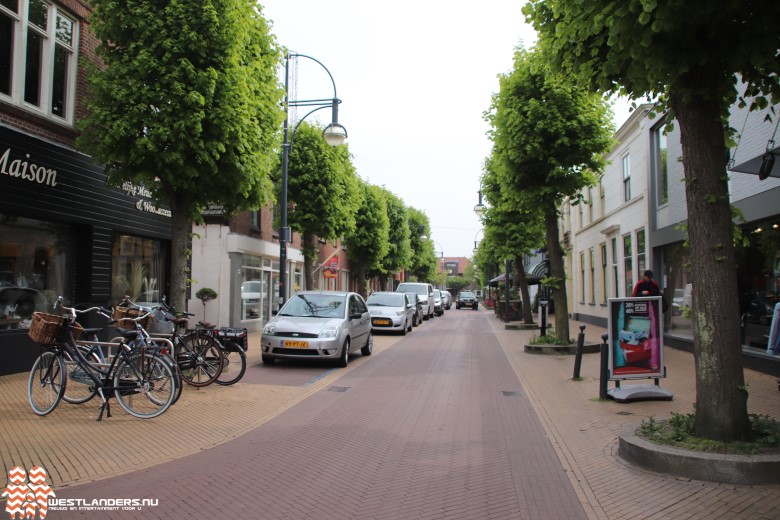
[27,298,177,420]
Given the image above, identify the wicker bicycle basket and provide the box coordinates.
[113,306,153,330]
[28,312,84,347]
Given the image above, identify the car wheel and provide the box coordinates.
[361,332,373,356]
[262,355,275,365]
[401,320,408,335]
[407,317,413,332]
[338,338,350,367]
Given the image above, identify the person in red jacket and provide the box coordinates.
[633,270,661,297]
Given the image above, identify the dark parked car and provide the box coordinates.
[456,291,478,310]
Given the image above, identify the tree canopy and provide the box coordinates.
[284,122,361,289]
[379,188,412,286]
[524,0,780,442]
[344,181,390,296]
[486,45,614,340]
[406,208,437,282]
[79,0,284,308]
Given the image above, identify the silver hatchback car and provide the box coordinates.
[261,291,372,367]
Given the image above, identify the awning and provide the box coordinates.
[488,261,548,287]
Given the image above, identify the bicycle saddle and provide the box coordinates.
[169,317,188,326]
[198,321,216,330]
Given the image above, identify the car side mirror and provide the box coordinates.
[272,309,278,316]
[350,312,363,320]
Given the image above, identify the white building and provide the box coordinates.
[566,104,655,327]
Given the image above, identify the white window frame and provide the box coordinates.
[622,154,631,202]
[0,0,79,125]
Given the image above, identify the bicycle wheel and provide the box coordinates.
[215,342,246,386]
[179,333,223,387]
[147,350,183,406]
[28,351,65,416]
[62,347,99,405]
[113,352,175,419]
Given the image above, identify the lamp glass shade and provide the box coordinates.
[322,123,348,146]
[473,203,487,216]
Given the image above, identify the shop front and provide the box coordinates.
[0,125,171,375]
[661,214,780,351]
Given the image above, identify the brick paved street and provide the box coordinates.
[47,310,585,519]
[3,308,780,519]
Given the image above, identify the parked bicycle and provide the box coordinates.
[27,298,177,420]
[138,297,225,387]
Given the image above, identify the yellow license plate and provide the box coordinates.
[374,319,391,325]
[283,340,309,348]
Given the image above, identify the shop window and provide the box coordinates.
[0,0,78,123]
[623,234,633,297]
[111,235,166,304]
[579,251,585,302]
[0,214,72,329]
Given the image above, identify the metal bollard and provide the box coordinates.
[539,301,548,337]
[599,333,609,400]
[572,325,585,379]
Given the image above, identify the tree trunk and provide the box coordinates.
[356,263,367,298]
[670,88,750,442]
[168,193,191,311]
[513,255,534,324]
[544,210,569,342]
[303,229,317,291]
[380,277,388,291]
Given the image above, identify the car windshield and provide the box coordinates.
[366,293,404,307]
[461,292,474,298]
[398,284,427,295]
[278,294,346,318]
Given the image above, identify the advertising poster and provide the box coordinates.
[608,297,664,379]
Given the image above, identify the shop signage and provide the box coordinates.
[135,199,172,217]
[0,147,58,187]
[608,296,664,380]
[121,181,171,218]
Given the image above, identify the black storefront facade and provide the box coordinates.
[0,124,172,375]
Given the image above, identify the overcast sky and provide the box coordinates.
[262,0,632,259]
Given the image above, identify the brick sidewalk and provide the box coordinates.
[0,332,402,488]
[490,314,780,519]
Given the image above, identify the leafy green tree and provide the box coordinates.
[285,123,361,290]
[79,0,284,309]
[344,181,390,297]
[378,189,412,290]
[481,155,545,324]
[407,208,437,282]
[524,0,780,442]
[447,276,471,295]
[486,46,613,341]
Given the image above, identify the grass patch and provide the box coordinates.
[572,376,584,382]
[529,334,574,346]
[637,413,780,454]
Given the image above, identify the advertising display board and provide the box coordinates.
[608,297,664,380]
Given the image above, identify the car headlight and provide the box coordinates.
[319,327,338,338]
[395,311,405,316]
[262,322,276,336]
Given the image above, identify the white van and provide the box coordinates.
[396,282,435,320]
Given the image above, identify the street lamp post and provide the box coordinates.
[473,190,487,217]
[278,52,347,309]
